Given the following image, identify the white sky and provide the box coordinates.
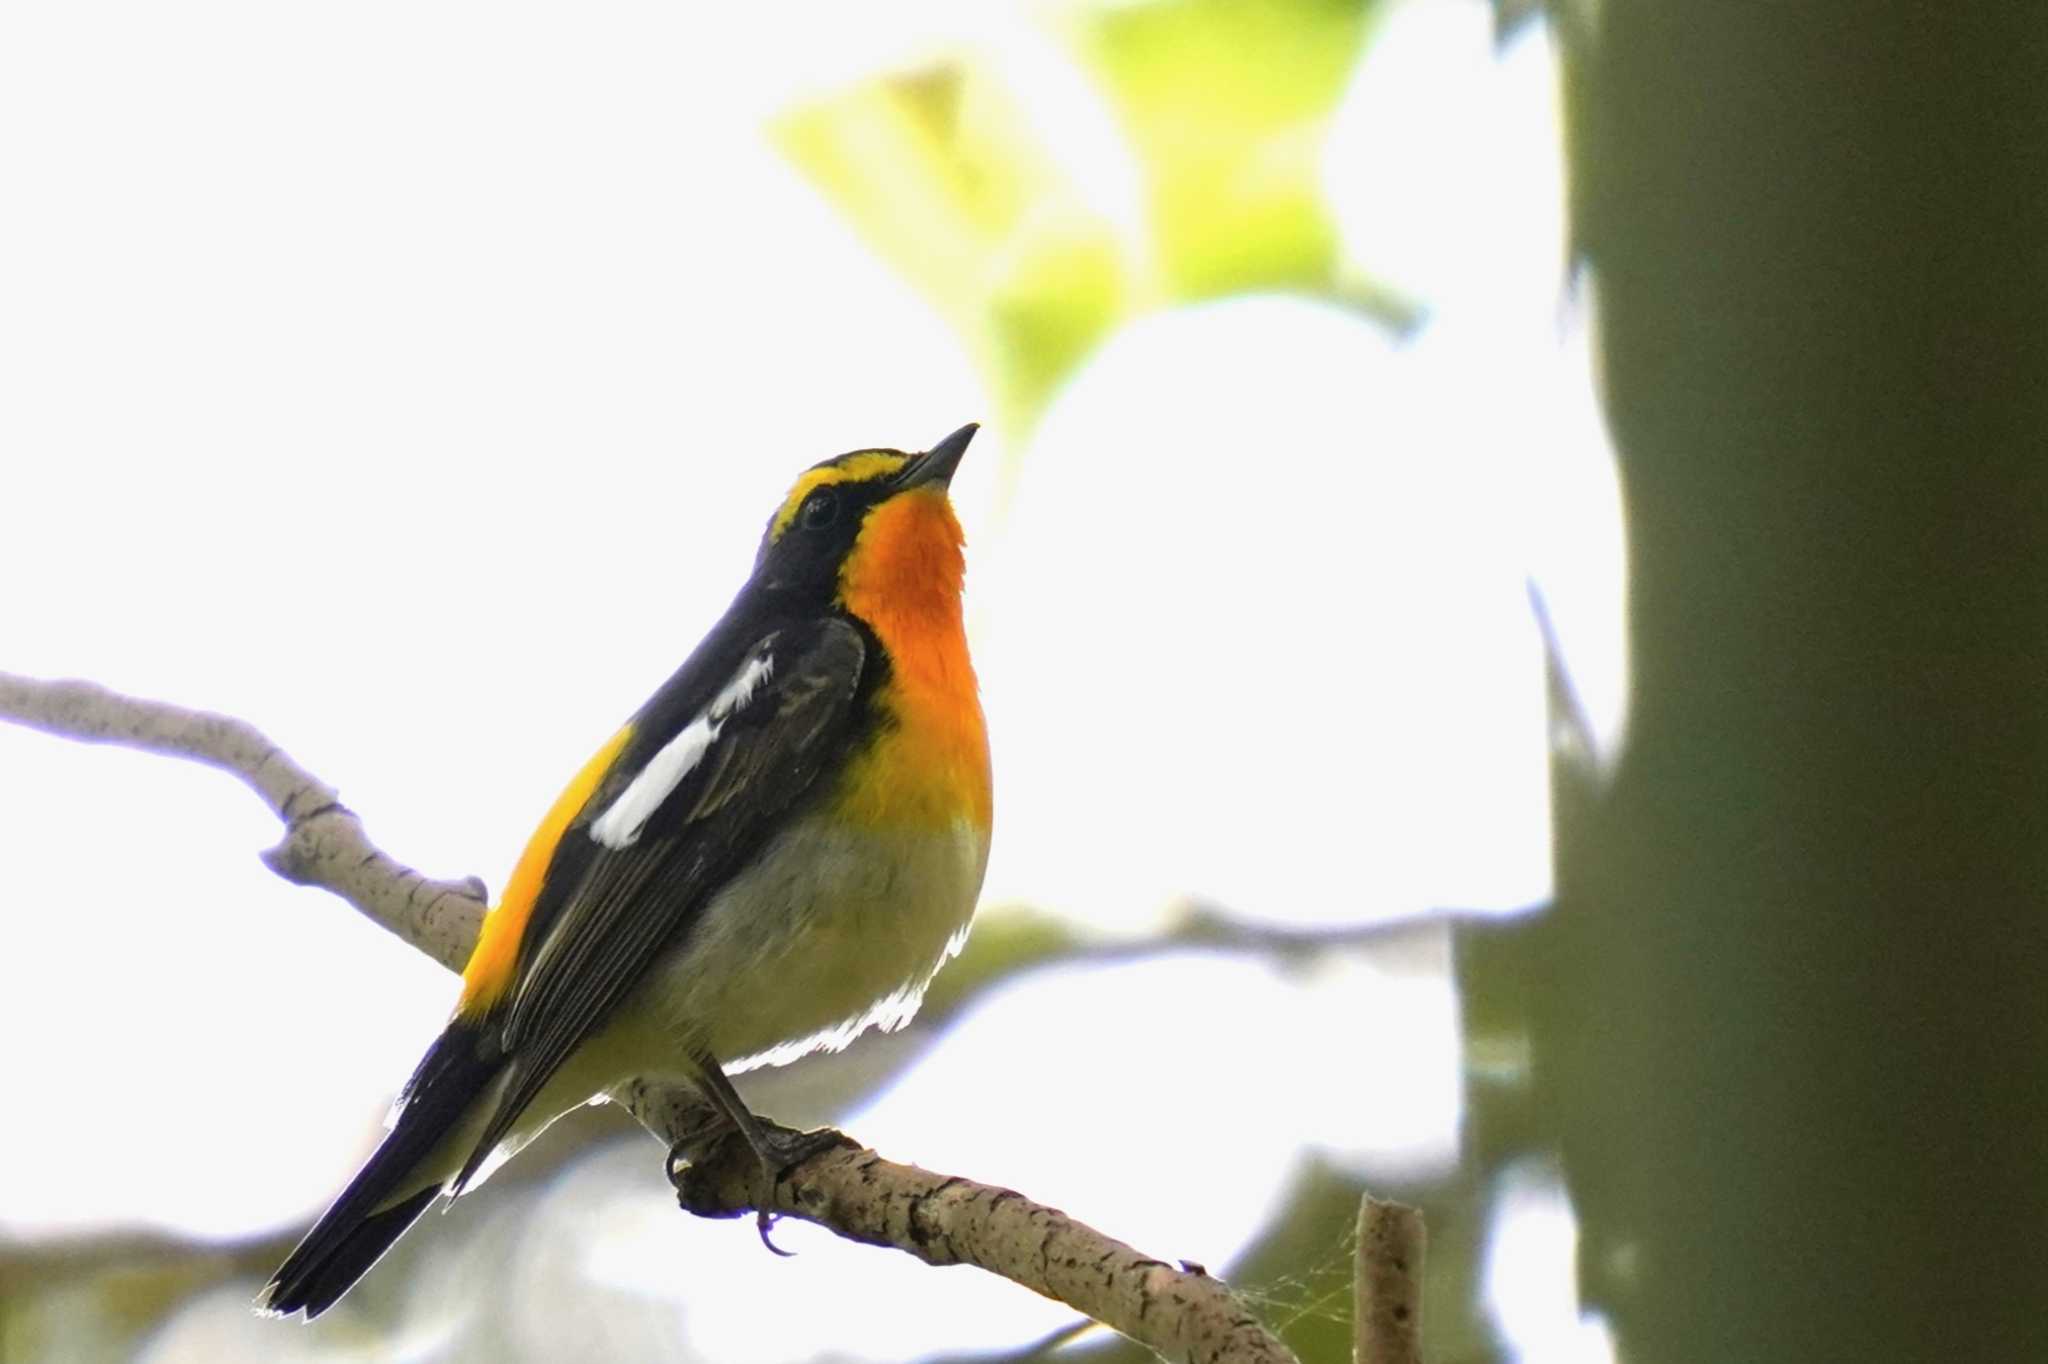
[0,2,1623,1360]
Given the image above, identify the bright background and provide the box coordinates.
[0,2,1625,1360]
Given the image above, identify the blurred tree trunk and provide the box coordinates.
[1549,6,2048,1360]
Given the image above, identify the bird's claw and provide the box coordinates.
[756,1209,796,1256]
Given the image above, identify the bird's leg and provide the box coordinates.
[682,1052,854,1254]
[688,1050,852,1184]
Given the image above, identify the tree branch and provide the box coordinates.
[0,671,1299,1364]
[1353,1195,1425,1364]
[0,672,485,971]
[676,1128,1297,1364]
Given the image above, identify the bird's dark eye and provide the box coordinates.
[801,488,840,530]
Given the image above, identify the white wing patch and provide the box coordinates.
[588,650,775,849]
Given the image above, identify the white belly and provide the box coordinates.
[440,813,983,1191]
[622,812,989,1073]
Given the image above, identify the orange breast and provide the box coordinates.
[835,488,992,832]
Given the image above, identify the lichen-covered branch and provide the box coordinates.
[0,670,1299,1364]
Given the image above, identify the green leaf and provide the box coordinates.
[773,62,1129,431]
[1069,0,1376,300]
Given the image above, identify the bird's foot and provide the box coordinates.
[669,1110,854,1229]
[742,1120,856,1186]
[662,1113,734,1190]
[738,1124,852,1257]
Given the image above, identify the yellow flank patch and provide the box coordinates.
[768,452,909,540]
[459,724,633,1013]
[834,487,993,832]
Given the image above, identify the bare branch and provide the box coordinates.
[675,1125,1298,1364]
[0,671,1300,1364]
[0,671,485,971]
[1353,1195,1425,1364]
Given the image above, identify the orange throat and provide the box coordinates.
[836,489,992,832]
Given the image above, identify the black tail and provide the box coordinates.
[263,1184,439,1319]
[261,1016,503,1319]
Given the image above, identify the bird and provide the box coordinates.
[262,424,992,1319]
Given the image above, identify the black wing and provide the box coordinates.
[453,616,869,1188]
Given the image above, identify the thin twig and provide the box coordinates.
[1354,1195,1426,1364]
[0,670,1299,1364]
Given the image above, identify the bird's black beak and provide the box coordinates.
[897,422,978,491]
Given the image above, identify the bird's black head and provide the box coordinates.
[750,424,978,605]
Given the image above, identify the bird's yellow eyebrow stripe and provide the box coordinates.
[459,725,633,1013]
[768,453,908,540]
